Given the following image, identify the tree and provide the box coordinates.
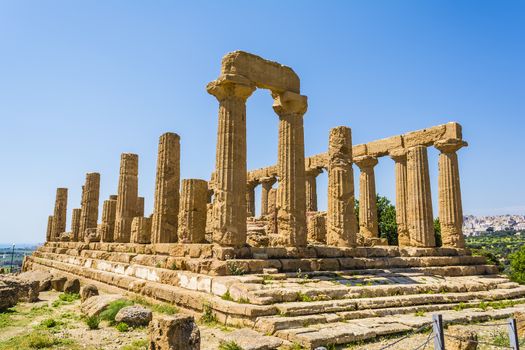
[509,245,525,284]
[355,194,398,245]
[434,218,442,247]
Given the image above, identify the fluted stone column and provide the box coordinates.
[305,168,322,212]
[435,139,467,248]
[178,179,208,243]
[100,197,117,242]
[131,217,152,244]
[246,181,258,217]
[260,177,277,216]
[46,215,53,242]
[114,153,139,243]
[267,187,278,234]
[273,91,308,247]
[70,208,81,242]
[327,126,357,247]
[51,188,68,241]
[390,149,410,247]
[406,145,435,247]
[207,75,255,247]
[151,132,180,243]
[308,212,327,244]
[355,156,379,239]
[136,197,144,217]
[79,172,100,240]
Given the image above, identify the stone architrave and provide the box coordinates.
[406,145,435,247]
[151,132,180,244]
[246,180,258,217]
[327,126,357,247]
[51,188,68,241]
[79,172,100,241]
[260,177,277,216]
[354,155,379,239]
[178,179,208,243]
[305,168,322,212]
[99,198,117,242]
[207,75,255,247]
[114,153,139,243]
[45,215,53,242]
[273,91,308,247]
[70,208,81,242]
[130,217,152,244]
[390,149,410,247]
[435,138,468,248]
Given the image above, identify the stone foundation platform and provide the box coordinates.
[24,242,525,349]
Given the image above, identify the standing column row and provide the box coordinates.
[114,153,139,243]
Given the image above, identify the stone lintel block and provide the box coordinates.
[352,144,367,158]
[220,50,300,93]
[444,122,463,140]
[365,135,403,157]
[403,124,447,148]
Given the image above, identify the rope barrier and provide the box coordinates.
[378,323,433,350]
[412,331,434,350]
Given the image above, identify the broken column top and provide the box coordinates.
[218,51,300,94]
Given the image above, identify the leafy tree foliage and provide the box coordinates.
[509,244,525,284]
[434,218,442,247]
[355,194,398,245]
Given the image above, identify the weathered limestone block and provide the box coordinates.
[0,281,19,310]
[0,276,39,303]
[221,328,283,350]
[79,172,100,240]
[81,284,99,302]
[390,149,410,246]
[247,221,270,247]
[152,132,181,243]
[114,153,139,243]
[178,179,208,244]
[208,74,255,247]
[406,145,435,247]
[63,278,80,294]
[84,227,100,243]
[354,155,379,240]
[51,188,68,241]
[131,217,152,244]
[50,276,67,292]
[70,208,81,242]
[327,126,356,247]
[115,305,152,327]
[149,314,200,350]
[435,138,467,248]
[307,211,327,244]
[46,215,53,242]
[81,294,123,317]
[446,326,478,350]
[99,197,117,242]
[515,311,525,338]
[18,270,53,292]
[305,168,322,212]
[273,91,308,247]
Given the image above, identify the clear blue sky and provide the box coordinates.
[1,1,523,244]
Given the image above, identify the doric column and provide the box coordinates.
[390,149,410,246]
[260,177,277,216]
[307,212,327,244]
[151,132,180,243]
[100,197,117,242]
[178,179,208,243]
[273,91,308,247]
[354,155,379,239]
[305,168,322,212]
[46,215,53,242]
[70,208,81,242]
[114,153,139,243]
[131,217,152,244]
[327,126,357,247]
[435,139,467,248]
[406,145,435,247]
[79,172,100,241]
[136,197,144,217]
[246,180,258,217]
[267,187,278,234]
[207,74,255,247]
[51,188,68,241]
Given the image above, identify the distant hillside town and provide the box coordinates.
[463,214,525,236]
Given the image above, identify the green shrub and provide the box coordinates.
[221,290,233,301]
[131,296,178,315]
[0,313,12,329]
[85,315,100,330]
[219,341,243,350]
[296,292,313,302]
[509,245,525,284]
[58,293,80,302]
[39,318,58,328]
[27,331,57,348]
[200,303,217,325]
[120,339,149,350]
[99,299,133,325]
[116,322,129,332]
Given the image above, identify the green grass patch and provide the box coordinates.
[131,296,178,315]
[85,315,100,330]
[0,330,65,350]
[116,322,130,332]
[200,303,217,325]
[221,290,233,301]
[0,312,13,329]
[296,292,313,302]
[120,339,149,350]
[219,341,243,350]
[99,299,133,325]
[414,310,426,317]
[38,318,60,329]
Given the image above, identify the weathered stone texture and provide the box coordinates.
[152,132,180,244]
[46,215,53,242]
[136,196,145,217]
[305,168,322,212]
[406,145,435,247]
[246,181,257,217]
[131,217,152,244]
[446,326,478,350]
[178,179,208,244]
[70,208,81,242]
[51,188,68,241]
[149,314,200,350]
[355,155,379,239]
[327,126,356,247]
[274,91,308,247]
[99,197,117,242]
[114,153,139,243]
[79,172,100,240]
[307,211,327,244]
[390,149,410,246]
[81,284,99,302]
[260,177,277,216]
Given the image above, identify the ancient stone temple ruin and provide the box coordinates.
[25,51,525,349]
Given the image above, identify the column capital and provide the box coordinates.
[272,91,307,116]
[389,148,407,162]
[434,138,468,153]
[259,176,277,186]
[354,155,378,169]
[206,74,256,101]
[305,167,323,178]
[247,179,259,190]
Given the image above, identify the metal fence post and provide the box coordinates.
[508,318,520,350]
[433,314,445,350]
